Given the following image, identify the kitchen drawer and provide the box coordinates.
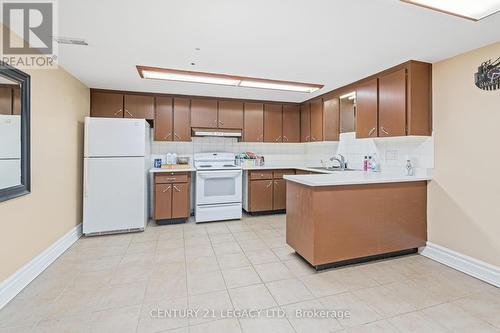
[249,171,273,180]
[155,172,189,184]
[273,169,295,179]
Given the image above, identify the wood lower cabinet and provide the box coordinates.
[300,103,311,142]
[379,68,406,137]
[154,172,191,223]
[247,169,295,213]
[243,102,264,142]
[356,78,379,138]
[310,99,323,141]
[173,98,191,141]
[218,100,243,129]
[124,94,154,120]
[282,104,300,143]
[264,103,283,142]
[91,92,124,118]
[191,99,218,128]
[322,97,340,141]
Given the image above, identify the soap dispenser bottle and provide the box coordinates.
[405,157,414,176]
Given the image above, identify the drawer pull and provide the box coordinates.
[266,181,273,188]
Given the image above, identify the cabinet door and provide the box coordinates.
[356,78,378,138]
[154,97,173,141]
[264,103,283,142]
[273,179,286,210]
[379,68,407,137]
[12,87,21,115]
[0,87,12,115]
[300,103,311,142]
[282,104,300,143]
[173,98,191,141]
[310,99,323,141]
[191,99,218,128]
[172,183,190,218]
[249,179,274,212]
[91,92,124,118]
[323,97,340,141]
[218,100,243,129]
[124,95,154,120]
[154,184,172,220]
[243,102,264,142]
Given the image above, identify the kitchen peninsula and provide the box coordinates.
[284,171,431,269]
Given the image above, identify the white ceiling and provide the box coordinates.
[57,0,500,103]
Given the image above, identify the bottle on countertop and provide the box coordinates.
[371,153,380,172]
[367,156,372,171]
[166,153,174,165]
[405,157,414,176]
[172,153,178,165]
[363,156,368,171]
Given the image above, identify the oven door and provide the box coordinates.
[196,170,242,205]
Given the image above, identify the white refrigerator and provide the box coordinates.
[0,115,21,189]
[83,117,151,236]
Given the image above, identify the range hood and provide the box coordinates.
[191,128,242,138]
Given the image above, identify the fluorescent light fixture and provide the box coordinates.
[339,91,356,99]
[401,0,500,21]
[137,66,323,93]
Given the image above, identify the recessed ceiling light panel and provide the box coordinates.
[401,0,500,21]
[136,66,323,93]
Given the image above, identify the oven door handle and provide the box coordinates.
[197,170,242,178]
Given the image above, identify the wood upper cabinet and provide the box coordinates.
[243,102,264,142]
[264,103,283,142]
[273,179,286,210]
[124,94,154,120]
[322,97,340,141]
[12,87,21,115]
[91,92,124,118]
[218,100,243,129]
[0,87,12,115]
[154,96,173,141]
[282,104,300,143]
[191,99,218,128]
[249,179,273,212]
[310,99,323,141]
[379,68,407,137]
[154,184,172,220]
[172,183,190,218]
[356,78,378,138]
[407,61,432,136]
[173,98,191,141]
[300,103,311,142]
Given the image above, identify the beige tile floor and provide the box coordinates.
[1,214,499,333]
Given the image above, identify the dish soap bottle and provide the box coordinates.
[405,157,414,176]
[371,153,380,172]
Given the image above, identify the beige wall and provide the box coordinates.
[429,41,500,267]
[0,67,89,282]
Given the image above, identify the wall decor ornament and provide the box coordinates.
[475,57,500,91]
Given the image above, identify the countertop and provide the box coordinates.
[149,166,196,173]
[283,169,432,187]
[242,164,330,173]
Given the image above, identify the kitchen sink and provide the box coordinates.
[308,167,359,171]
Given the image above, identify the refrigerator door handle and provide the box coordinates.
[84,160,88,198]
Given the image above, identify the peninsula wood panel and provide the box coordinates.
[243,102,264,142]
[124,94,154,120]
[191,99,218,128]
[154,96,173,141]
[173,98,191,141]
[300,103,311,142]
[378,68,407,137]
[356,78,378,138]
[286,181,427,267]
[310,99,323,141]
[218,100,244,129]
[322,97,340,141]
[282,104,300,142]
[264,103,283,142]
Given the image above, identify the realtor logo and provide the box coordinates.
[1,0,57,68]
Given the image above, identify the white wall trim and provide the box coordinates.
[420,242,500,288]
[0,223,82,309]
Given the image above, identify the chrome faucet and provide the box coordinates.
[330,154,347,170]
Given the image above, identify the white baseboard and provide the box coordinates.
[0,223,82,309]
[420,242,500,288]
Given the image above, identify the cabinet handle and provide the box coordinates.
[311,136,316,141]
[174,132,181,140]
[113,109,122,116]
[305,135,310,142]
[274,181,278,186]
[380,127,389,135]
[266,181,273,188]
[283,136,288,142]
[368,127,376,137]
[164,132,172,140]
[218,120,224,125]
[258,134,263,141]
[275,136,282,142]
[162,185,171,193]
[125,109,134,117]
[173,185,181,192]
[165,178,176,181]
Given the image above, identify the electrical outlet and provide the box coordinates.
[385,150,399,161]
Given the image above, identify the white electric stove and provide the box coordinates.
[194,153,242,223]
